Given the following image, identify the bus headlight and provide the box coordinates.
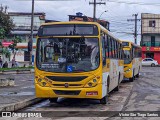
[125,68,131,73]
[38,78,42,82]
[88,82,93,87]
[93,79,97,83]
[42,82,47,87]
[84,78,98,88]
[36,77,50,87]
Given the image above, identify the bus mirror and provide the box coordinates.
[103,58,106,66]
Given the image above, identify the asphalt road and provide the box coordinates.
[0,67,160,120]
[109,67,160,120]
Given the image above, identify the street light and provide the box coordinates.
[97,10,108,20]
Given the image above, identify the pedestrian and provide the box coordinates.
[12,57,16,67]
[15,61,20,67]
[0,56,2,68]
[2,61,8,68]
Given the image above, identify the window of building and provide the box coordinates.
[149,20,156,27]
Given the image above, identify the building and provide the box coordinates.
[68,12,110,31]
[7,12,46,63]
[141,13,160,64]
[8,12,46,43]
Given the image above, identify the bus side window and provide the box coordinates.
[112,38,115,58]
[120,44,122,59]
[115,41,118,58]
[102,34,106,66]
[105,35,109,58]
[119,43,122,59]
[117,42,119,59]
[109,37,112,58]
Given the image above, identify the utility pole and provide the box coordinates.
[0,4,3,12]
[4,6,8,13]
[127,14,141,44]
[30,0,34,65]
[89,0,105,22]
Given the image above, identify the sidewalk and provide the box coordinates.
[0,73,42,111]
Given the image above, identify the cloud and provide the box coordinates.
[1,0,160,43]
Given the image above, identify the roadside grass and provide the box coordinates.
[0,66,34,71]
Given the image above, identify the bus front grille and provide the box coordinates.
[53,90,81,95]
[53,84,82,87]
[46,76,88,82]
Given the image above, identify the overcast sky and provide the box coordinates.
[1,0,160,44]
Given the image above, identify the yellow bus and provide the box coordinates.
[122,41,142,82]
[35,22,124,104]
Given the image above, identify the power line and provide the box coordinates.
[106,0,160,6]
[127,14,141,44]
[89,0,106,21]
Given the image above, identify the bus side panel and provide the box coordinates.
[102,72,109,98]
[134,58,142,76]
[109,59,119,92]
[119,60,124,83]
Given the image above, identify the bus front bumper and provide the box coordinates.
[124,69,132,79]
[35,83,102,99]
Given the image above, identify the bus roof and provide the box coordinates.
[41,21,100,26]
[100,24,121,43]
[121,40,141,48]
[40,21,121,43]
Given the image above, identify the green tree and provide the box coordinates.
[0,10,15,59]
[0,27,5,39]
[9,36,22,57]
[0,11,14,37]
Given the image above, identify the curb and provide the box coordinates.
[0,97,44,111]
[0,70,34,74]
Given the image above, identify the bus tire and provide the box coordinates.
[136,67,140,78]
[129,77,134,82]
[49,98,58,103]
[136,73,139,78]
[114,74,120,91]
[100,96,108,104]
[107,77,110,93]
[129,70,134,82]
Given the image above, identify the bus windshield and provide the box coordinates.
[36,37,100,73]
[38,24,98,36]
[124,50,132,64]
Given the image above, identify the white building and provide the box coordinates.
[141,13,160,64]
[8,12,45,43]
[141,13,160,47]
[7,12,45,63]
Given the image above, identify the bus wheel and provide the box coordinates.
[100,96,108,104]
[129,77,134,82]
[136,68,140,78]
[49,98,58,103]
[129,71,134,82]
[114,74,120,91]
[136,73,139,78]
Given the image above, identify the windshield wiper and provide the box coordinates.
[72,69,87,72]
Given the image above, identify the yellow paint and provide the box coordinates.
[122,40,141,79]
[35,22,124,100]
